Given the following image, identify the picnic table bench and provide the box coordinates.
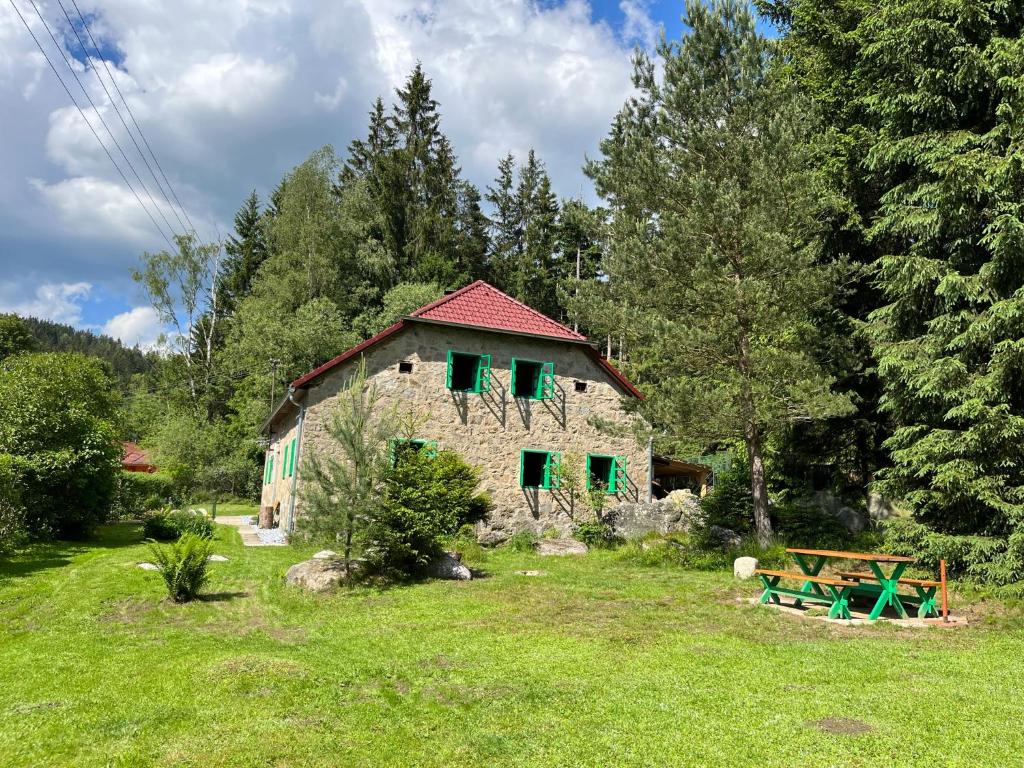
[756,548,937,621]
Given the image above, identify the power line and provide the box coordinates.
[23,0,180,246]
[65,0,199,237]
[6,0,175,250]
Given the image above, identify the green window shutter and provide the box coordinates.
[538,361,555,400]
[263,457,268,485]
[425,440,438,458]
[289,438,296,477]
[544,452,561,490]
[446,350,454,389]
[477,354,491,393]
[281,443,288,479]
[268,455,274,484]
[585,454,592,490]
[519,450,526,488]
[510,358,518,397]
[611,456,627,493]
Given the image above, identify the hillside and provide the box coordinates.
[19,315,154,386]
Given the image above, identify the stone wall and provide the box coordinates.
[273,322,650,541]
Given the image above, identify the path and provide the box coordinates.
[217,516,287,547]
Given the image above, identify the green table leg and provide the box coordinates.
[867,561,909,620]
[758,574,781,605]
[915,586,938,618]
[792,554,827,608]
[826,585,853,620]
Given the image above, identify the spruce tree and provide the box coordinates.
[218,191,268,314]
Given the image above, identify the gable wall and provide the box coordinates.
[275,323,649,541]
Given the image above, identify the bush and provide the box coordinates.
[0,454,27,554]
[147,533,213,602]
[505,530,538,552]
[770,501,850,549]
[142,509,214,541]
[367,449,491,576]
[573,521,622,549]
[699,456,753,534]
[114,472,176,519]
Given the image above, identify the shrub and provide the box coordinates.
[142,509,214,541]
[367,449,491,576]
[770,501,849,549]
[147,533,213,602]
[699,456,753,534]
[505,530,538,552]
[617,531,789,572]
[0,454,27,554]
[114,471,176,519]
[573,521,622,549]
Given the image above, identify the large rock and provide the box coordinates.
[312,550,338,560]
[285,558,353,592]
[536,538,589,556]
[427,551,471,580]
[734,556,758,580]
[603,491,702,539]
[799,491,868,534]
[706,525,742,549]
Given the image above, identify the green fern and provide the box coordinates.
[147,533,212,602]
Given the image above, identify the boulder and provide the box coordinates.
[427,551,471,580]
[137,562,160,571]
[312,550,338,560]
[285,558,353,592]
[733,556,758,580]
[603,492,702,539]
[207,554,229,562]
[536,538,589,556]
[706,525,742,550]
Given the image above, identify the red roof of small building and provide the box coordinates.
[122,442,156,472]
[410,280,587,341]
[288,281,642,399]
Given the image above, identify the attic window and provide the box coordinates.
[398,361,414,374]
[574,380,587,393]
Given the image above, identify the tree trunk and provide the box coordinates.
[744,414,772,547]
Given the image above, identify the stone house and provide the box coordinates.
[260,280,650,542]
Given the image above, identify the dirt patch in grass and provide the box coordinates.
[8,700,65,715]
[808,717,873,736]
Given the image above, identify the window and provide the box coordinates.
[574,380,587,393]
[388,438,438,465]
[511,359,555,400]
[520,449,561,490]
[587,454,627,493]
[398,361,414,374]
[263,454,274,485]
[287,438,296,477]
[446,351,491,393]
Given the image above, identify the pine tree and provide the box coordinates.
[219,191,268,314]
[584,0,852,544]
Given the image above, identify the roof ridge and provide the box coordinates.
[409,279,486,318]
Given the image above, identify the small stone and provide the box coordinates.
[137,562,159,571]
[734,556,758,580]
[514,570,546,577]
[207,554,229,562]
[312,550,338,560]
[536,539,589,556]
[427,551,471,580]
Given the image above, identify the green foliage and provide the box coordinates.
[505,530,538,552]
[146,532,213,602]
[354,282,445,337]
[114,472,176,518]
[770,502,849,550]
[579,0,852,544]
[0,454,27,554]
[617,532,788,572]
[0,352,121,538]
[142,510,214,542]
[572,521,621,549]
[699,457,753,534]
[0,314,38,360]
[370,449,491,576]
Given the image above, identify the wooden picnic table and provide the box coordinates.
[784,548,922,620]
[756,548,935,621]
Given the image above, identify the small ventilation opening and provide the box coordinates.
[513,361,542,398]
[574,380,587,393]
[398,361,414,374]
[449,353,480,391]
[521,451,548,488]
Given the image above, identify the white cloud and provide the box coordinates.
[102,305,165,349]
[0,281,92,324]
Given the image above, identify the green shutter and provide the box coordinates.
[610,456,627,493]
[281,443,288,478]
[543,452,561,490]
[446,350,454,389]
[538,361,555,400]
[510,358,518,396]
[288,438,296,477]
[585,454,592,490]
[519,449,526,488]
[425,440,438,458]
[477,354,491,393]
[268,455,274,484]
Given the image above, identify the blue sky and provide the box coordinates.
[0,1,770,346]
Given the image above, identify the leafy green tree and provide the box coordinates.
[764,0,1024,538]
[582,0,851,544]
[0,353,121,537]
[0,314,37,360]
[354,282,444,337]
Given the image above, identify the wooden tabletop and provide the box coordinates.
[786,547,916,563]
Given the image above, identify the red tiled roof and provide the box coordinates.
[122,441,156,471]
[408,280,587,341]
[287,281,642,399]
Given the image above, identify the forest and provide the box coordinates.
[4,0,1023,585]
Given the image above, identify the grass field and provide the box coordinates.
[1,520,1023,767]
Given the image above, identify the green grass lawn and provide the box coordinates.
[2,523,1023,767]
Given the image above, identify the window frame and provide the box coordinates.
[446,350,491,393]
[520,448,561,490]
[586,453,627,494]
[388,438,439,466]
[510,358,555,401]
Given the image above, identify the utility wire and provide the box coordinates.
[55,0,190,235]
[6,0,175,250]
[65,0,199,237]
[24,0,180,246]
